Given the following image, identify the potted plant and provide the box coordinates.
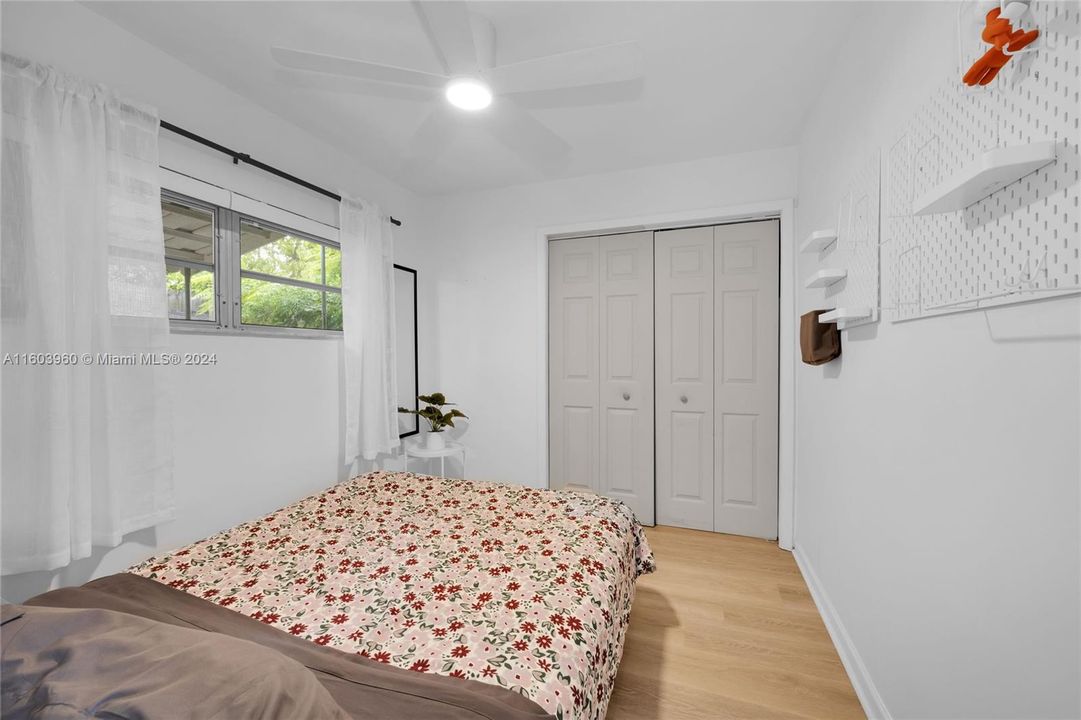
[398,393,467,451]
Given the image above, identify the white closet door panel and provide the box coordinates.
[549,238,599,494]
[562,298,595,378]
[670,293,707,381]
[560,406,597,492]
[655,227,714,531]
[718,413,757,503]
[670,410,710,497]
[714,220,780,539]
[604,408,636,491]
[599,232,654,524]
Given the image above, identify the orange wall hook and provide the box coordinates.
[963,3,1040,87]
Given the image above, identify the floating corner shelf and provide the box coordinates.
[800,229,838,253]
[818,306,873,326]
[911,141,1056,215]
[804,268,847,289]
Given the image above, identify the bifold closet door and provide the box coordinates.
[714,220,780,539]
[549,233,654,524]
[654,227,715,531]
[598,232,654,525]
[549,237,600,496]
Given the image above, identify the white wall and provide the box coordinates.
[417,146,798,487]
[793,3,1080,718]
[0,1,424,603]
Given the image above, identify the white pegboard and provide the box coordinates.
[884,0,1080,321]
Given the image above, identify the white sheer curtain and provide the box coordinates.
[340,197,399,462]
[1,55,174,574]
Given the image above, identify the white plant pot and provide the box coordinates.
[425,431,446,451]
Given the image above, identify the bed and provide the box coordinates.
[124,471,655,720]
[12,575,553,720]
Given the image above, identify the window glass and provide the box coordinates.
[326,291,343,331]
[239,218,340,331]
[325,246,341,288]
[166,265,187,319]
[240,221,324,285]
[166,264,215,321]
[240,277,325,329]
[162,199,215,322]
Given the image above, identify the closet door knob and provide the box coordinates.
[622,392,631,401]
[680,395,688,404]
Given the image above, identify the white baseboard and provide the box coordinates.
[793,546,891,720]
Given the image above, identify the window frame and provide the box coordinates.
[234,213,342,336]
[162,192,342,339]
[162,190,223,332]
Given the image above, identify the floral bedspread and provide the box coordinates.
[129,471,655,720]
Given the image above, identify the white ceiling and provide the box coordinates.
[91,1,861,196]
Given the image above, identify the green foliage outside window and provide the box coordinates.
[240,229,341,330]
[166,267,214,321]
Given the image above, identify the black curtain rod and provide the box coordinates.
[160,120,402,227]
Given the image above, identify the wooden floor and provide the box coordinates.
[607,526,864,720]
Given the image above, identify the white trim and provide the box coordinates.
[534,198,798,550]
[160,167,231,208]
[231,193,338,243]
[793,546,891,720]
[160,166,339,242]
[777,199,797,550]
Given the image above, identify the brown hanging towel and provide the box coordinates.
[800,310,842,365]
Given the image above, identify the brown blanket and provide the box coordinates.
[2,603,351,719]
[14,573,555,720]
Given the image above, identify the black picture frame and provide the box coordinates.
[395,264,420,438]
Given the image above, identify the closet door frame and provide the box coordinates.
[537,199,798,550]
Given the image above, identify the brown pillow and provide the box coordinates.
[800,310,842,365]
[1,604,349,720]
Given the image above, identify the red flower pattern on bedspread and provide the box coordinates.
[129,472,655,720]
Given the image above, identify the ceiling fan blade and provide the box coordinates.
[509,79,645,109]
[470,12,496,70]
[488,41,644,95]
[413,1,479,76]
[271,46,447,88]
[485,100,571,173]
[274,69,440,102]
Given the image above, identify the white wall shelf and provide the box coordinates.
[818,306,873,327]
[800,229,838,253]
[911,141,1056,215]
[804,268,847,289]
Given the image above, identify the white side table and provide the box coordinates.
[403,439,466,478]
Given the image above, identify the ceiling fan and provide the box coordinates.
[270,1,644,173]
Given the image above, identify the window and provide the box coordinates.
[240,220,342,330]
[160,192,340,335]
[162,198,216,323]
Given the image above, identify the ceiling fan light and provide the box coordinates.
[445,78,492,111]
